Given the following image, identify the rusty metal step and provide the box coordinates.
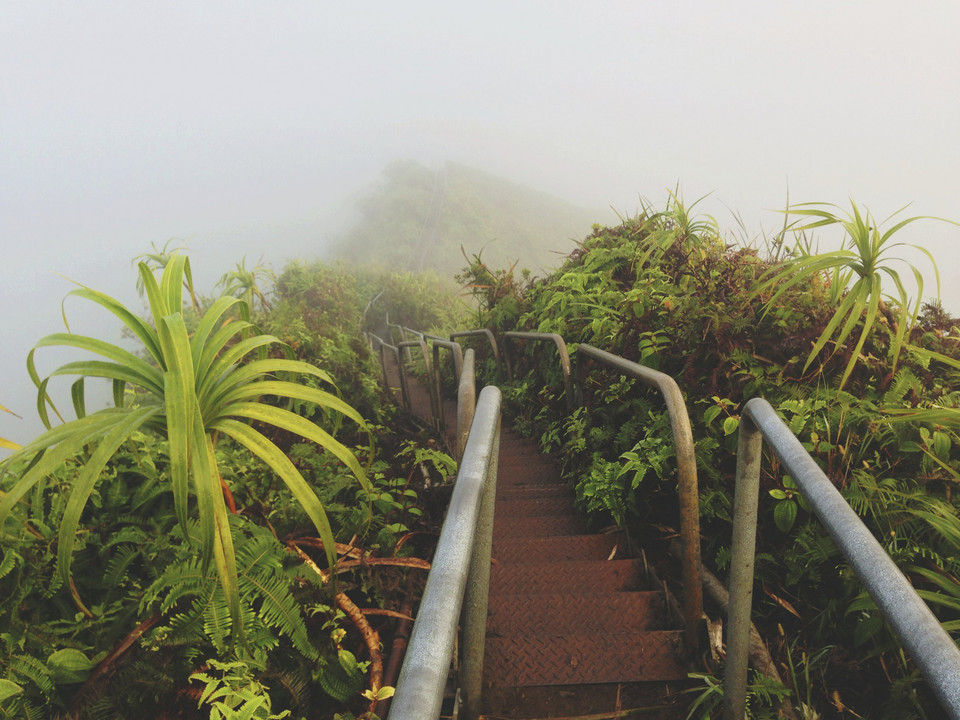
[497,486,574,503]
[487,592,669,636]
[480,683,691,720]
[482,631,688,687]
[496,464,564,481]
[492,515,587,538]
[494,496,583,518]
[492,534,624,565]
[489,559,647,595]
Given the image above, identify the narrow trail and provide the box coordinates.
[382,354,691,719]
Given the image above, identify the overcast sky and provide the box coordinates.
[3,0,959,447]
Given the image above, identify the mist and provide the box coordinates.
[3,0,959,449]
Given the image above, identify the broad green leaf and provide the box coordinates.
[46,648,94,684]
[0,678,23,702]
[773,500,798,532]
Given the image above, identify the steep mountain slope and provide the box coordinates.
[328,159,607,277]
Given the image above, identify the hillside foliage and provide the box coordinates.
[329,159,604,276]
[0,258,462,720]
[460,195,960,719]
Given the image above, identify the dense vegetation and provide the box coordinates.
[459,196,960,719]
[329,159,603,276]
[4,188,959,720]
[0,254,465,719]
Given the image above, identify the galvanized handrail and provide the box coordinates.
[367,333,412,411]
[457,349,476,459]
[725,398,960,720]
[397,338,441,431]
[430,338,464,435]
[389,385,501,720]
[451,328,502,382]
[576,343,703,651]
[503,331,573,410]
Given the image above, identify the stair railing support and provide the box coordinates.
[576,343,703,652]
[503,331,573,411]
[456,349,477,460]
[451,328,502,382]
[389,386,502,720]
[725,398,960,720]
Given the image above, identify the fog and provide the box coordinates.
[3,0,959,448]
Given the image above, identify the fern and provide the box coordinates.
[883,368,923,406]
[7,655,53,698]
[0,549,19,582]
[144,517,318,661]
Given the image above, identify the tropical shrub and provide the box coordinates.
[0,254,371,636]
[760,200,951,389]
[463,192,960,718]
[0,255,460,719]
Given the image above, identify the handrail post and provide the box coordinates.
[430,338,464,435]
[727,398,960,719]
[397,339,438,428]
[389,387,502,720]
[451,329,502,382]
[503,331,573,411]
[460,404,499,720]
[457,350,477,460]
[576,344,703,651]
[723,412,763,720]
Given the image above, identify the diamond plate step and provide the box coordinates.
[492,534,624,565]
[483,631,688,686]
[489,559,647,595]
[492,514,587,538]
[497,484,574,500]
[494,496,584,517]
[481,683,689,720]
[487,592,669,636]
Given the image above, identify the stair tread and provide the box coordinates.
[492,534,624,564]
[489,559,646,594]
[488,591,669,635]
[483,631,689,686]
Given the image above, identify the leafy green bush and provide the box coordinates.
[465,192,960,718]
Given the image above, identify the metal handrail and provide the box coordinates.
[430,338,464,435]
[502,331,573,410]
[367,333,411,411]
[725,398,960,720]
[451,329,502,382]
[397,339,441,431]
[389,386,501,720]
[576,343,703,651]
[457,349,476,460]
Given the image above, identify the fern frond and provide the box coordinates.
[0,549,21,582]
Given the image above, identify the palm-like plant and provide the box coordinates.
[761,200,951,389]
[217,257,275,320]
[0,403,21,451]
[0,254,371,639]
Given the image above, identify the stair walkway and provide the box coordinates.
[382,353,690,718]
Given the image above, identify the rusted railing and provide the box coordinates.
[451,328,502,382]
[503,331,573,410]
[457,349,476,459]
[425,334,464,436]
[576,343,703,651]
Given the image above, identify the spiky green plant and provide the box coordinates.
[1,403,21,450]
[217,257,276,319]
[760,200,951,389]
[0,254,371,640]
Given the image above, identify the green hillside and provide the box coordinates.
[328,159,607,277]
